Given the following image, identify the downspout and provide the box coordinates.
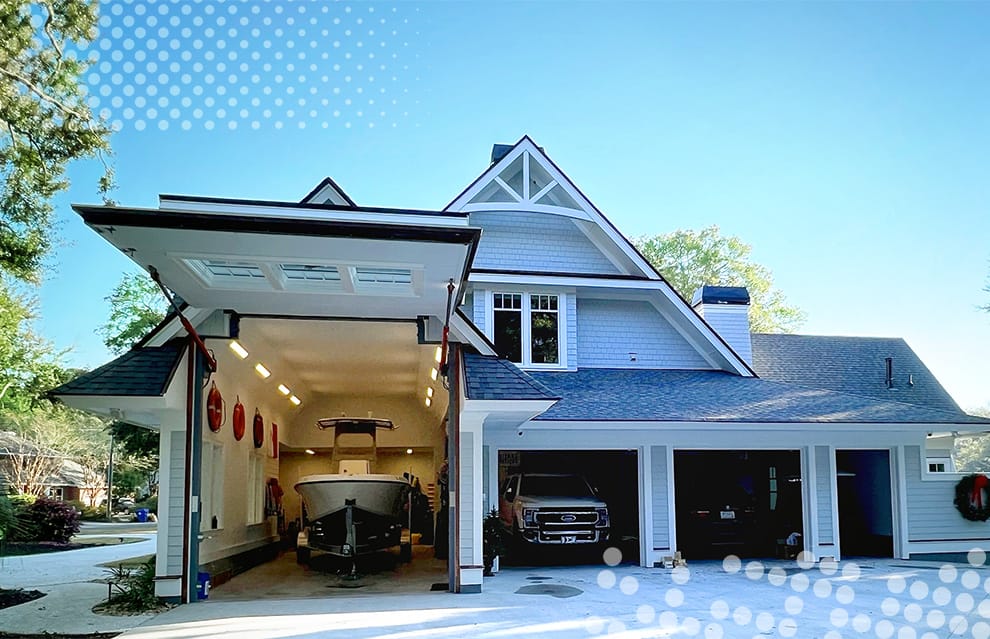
[181,339,206,603]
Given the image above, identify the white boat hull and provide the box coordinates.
[295,474,409,521]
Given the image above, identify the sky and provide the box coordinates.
[36,0,990,411]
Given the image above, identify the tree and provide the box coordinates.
[1,0,113,281]
[954,406,990,473]
[99,272,167,354]
[634,226,806,333]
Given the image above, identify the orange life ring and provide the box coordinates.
[206,382,224,432]
[271,423,279,458]
[253,409,264,449]
[232,398,245,441]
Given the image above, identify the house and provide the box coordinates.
[52,136,990,602]
[0,430,89,503]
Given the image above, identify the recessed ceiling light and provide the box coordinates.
[229,341,249,359]
[289,395,301,406]
[406,448,413,455]
[430,368,438,381]
[254,363,271,378]
[434,346,442,363]
[305,449,316,455]
[277,384,291,396]
[426,387,434,398]
[425,397,432,407]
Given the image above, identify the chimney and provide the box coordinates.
[691,286,752,364]
[491,144,513,164]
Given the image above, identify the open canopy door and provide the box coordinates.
[75,196,480,320]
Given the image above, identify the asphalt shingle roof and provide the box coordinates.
[462,353,559,401]
[751,334,964,414]
[527,369,990,424]
[51,340,184,397]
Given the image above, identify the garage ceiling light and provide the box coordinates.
[426,387,434,398]
[406,448,413,455]
[277,384,291,396]
[229,341,249,359]
[430,367,438,381]
[305,449,316,455]
[254,363,271,379]
[289,395,301,406]
[434,346,442,363]
[425,397,432,407]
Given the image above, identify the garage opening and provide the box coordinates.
[496,450,639,565]
[674,450,803,559]
[836,450,893,557]
[208,317,451,598]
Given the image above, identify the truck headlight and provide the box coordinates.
[596,508,609,527]
[522,508,537,526]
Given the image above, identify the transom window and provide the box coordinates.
[201,259,265,279]
[280,264,341,282]
[491,291,562,367]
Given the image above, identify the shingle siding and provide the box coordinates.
[576,299,713,369]
[815,446,834,545]
[651,446,670,551]
[167,431,185,574]
[469,211,620,275]
[698,305,752,364]
[459,431,474,565]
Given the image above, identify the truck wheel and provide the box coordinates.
[296,546,311,564]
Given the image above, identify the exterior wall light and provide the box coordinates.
[229,341,249,359]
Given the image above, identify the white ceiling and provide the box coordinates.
[243,318,437,397]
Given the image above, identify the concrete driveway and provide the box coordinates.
[0,522,158,635]
[118,553,990,638]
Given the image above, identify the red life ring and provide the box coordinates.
[271,423,279,458]
[232,398,245,441]
[206,383,224,432]
[253,409,264,448]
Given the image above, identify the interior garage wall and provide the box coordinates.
[286,393,445,450]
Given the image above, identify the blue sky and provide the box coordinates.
[39,0,990,410]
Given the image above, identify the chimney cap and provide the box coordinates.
[491,144,514,164]
[691,285,750,307]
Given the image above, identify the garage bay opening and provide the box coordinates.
[674,450,803,560]
[836,450,894,558]
[496,450,639,565]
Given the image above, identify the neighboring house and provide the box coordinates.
[52,136,990,603]
[0,430,87,502]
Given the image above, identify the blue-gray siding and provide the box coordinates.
[905,445,990,542]
[459,431,475,565]
[566,294,578,370]
[576,299,711,369]
[815,446,834,545]
[167,430,185,574]
[469,211,620,274]
[473,293,485,332]
[651,446,670,551]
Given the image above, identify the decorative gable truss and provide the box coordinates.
[447,136,756,378]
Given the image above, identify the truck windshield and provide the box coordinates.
[522,475,593,497]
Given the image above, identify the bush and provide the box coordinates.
[66,499,105,521]
[134,495,157,514]
[0,496,14,540]
[105,558,160,611]
[9,497,80,543]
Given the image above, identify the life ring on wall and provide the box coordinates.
[253,409,265,449]
[232,398,246,441]
[954,474,990,522]
[206,383,224,432]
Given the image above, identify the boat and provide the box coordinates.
[294,417,410,567]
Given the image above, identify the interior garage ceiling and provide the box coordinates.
[242,318,435,397]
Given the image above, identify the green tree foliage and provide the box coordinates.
[634,226,806,333]
[99,272,167,354]
[1,0,113,281]
[953,406,990,473]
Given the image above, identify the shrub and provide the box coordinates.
[9,497,80,543]
[0,495,14,540]
[67,499,106,521]
[105,558,160,611]
[135,495,158,514]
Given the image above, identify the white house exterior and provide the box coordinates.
[53,136,990,602]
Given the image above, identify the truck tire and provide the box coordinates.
[296,546,311,564]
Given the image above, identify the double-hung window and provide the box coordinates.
[491,292,563,367]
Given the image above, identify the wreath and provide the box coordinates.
[954,474,990,522]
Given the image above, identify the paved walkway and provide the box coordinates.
[0,523,159,635]
[117,557,990,638]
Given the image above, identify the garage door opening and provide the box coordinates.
[674,451,803,560]
[496,450,639,565]
[207,317,452,598]
[836,450,893,558]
